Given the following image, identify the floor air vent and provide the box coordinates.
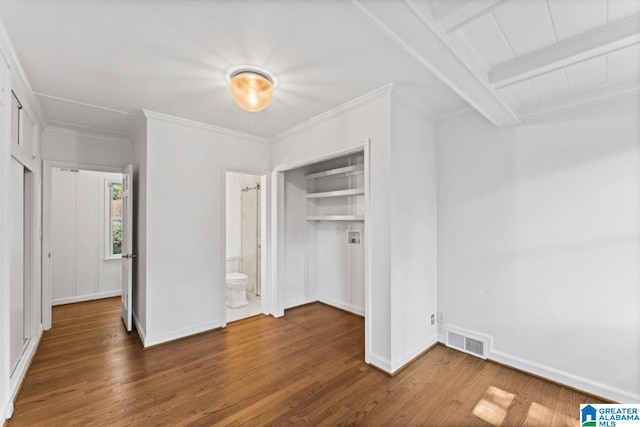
[446,329,488,359]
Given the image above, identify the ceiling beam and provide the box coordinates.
[435,0,509,33]
[348,0,520,128]
[491,14,640,89]
[519,76,640,119]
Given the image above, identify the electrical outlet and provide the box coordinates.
[437,311,445,323]
[430,314,435,325]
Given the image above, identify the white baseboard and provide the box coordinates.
[144,320,223,347]
[368,352,392,374]
[132,311,146,346]
[489,349,640,403]
[7,324,44,419]
[390,334,438,373]
[284,297,315,310]
[319,296,364,316]
[4,401,13,419]
[52,290,121,306]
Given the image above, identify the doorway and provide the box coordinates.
[42,161,127,330]
[225,171,268,323]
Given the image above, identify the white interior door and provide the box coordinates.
[10,157,26,374]
[120,164,133,331]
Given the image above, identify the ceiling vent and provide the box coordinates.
[445,328,488,359]
[57,168,80,174]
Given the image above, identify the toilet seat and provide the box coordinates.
[226,272,248,282]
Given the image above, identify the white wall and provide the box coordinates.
[272,87,393,369]
[132,121,147,340]
[43,128,133,168]
[437,107,640,402]
[0,51,11,421]
[389,90,438,370]
[50,169,122,305]
[225,172,241,264]
[141,113,270,345]
[282,167,313,308]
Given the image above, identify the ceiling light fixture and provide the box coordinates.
[226,66,277,112]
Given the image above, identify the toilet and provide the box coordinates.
[226,272,249,308]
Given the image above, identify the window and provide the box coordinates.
[107,180,123,259]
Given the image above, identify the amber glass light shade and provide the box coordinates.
[230,71,274,112]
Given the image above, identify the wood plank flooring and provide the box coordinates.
[8,298,604,426]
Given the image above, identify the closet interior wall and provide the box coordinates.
[282,152,365,315]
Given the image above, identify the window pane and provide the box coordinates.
[111,184,123,255]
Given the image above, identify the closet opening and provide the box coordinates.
[273,140,371,362]
[224,171,268,324]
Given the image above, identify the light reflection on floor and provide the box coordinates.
[471,385,579,426]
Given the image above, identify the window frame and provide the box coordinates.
[105,178,123,261]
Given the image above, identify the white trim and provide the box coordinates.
[34,92,140,117]
[367,352,392,374]
[132,311,146,346]
[275,142,367,173]
[390,334,438,373]
[52,290,122,306]
[9,324,43,411]
[44,125,132,145]
[143,110,269,144]
[143,320,223,348]
[4,401,13,420]
[489,350,640,403]
[271,84,393,141]
[105,178,124,260]
[319,296,364,316]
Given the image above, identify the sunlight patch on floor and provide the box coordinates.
[472,386,516,426]
[526,402,577,427]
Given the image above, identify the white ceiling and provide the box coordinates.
[352,0,640,126]
[0,0,468,139]
[0,1,638,140]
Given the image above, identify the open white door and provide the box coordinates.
[121,164,134,331]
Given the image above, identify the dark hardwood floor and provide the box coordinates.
[8,298,603,426]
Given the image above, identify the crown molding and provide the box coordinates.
[271,82,394,141]
[0,16,46,127]
[142,110,270,144]
[34,92,141,117]
[44,124,132,145]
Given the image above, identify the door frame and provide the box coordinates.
[42,160,124,330]
[221,166,271,327]
[8,153,38,406]
[271,139,371,362]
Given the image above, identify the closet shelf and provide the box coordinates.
[307,215,364,221]
[305,164,364,180]
[306,188,364,199]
